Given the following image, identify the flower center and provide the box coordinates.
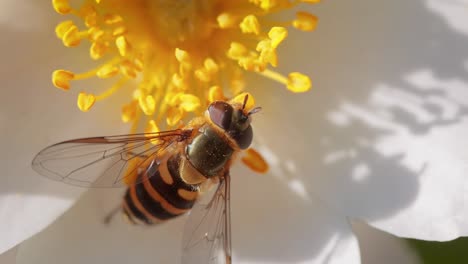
[52,0,319,131]
[147,0,217,45]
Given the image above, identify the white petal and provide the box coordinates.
[0,1,49,32]
[17,189,184,263]
[232,167,360,264]
[0,0,128,254]
[17,166,362,264]
[253,0,468,241]
[352,221,421,264]
[0,246,18,264]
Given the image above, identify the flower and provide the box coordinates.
[51,0,314,131]
[3,0,468,263]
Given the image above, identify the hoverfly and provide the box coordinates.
[32,94,262,264]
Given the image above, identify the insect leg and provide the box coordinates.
[223,172,232,264]
[103,205,121,225]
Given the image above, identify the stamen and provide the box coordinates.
[259,69,311,92]
[174,48,191,64]
[268,27,288,48]
[145,120,161,145]
[52,0,317,128]
[258,68,288,84]
[217,13,238,29]
[172,93,201,112]
[119,60,140,79]
[227,42,249,59]
[55,20,75,38]
[166,107,183,127]
[115,36,131,57]
[95,77,128,101]
[287,72,312,92]
[62,25,83,47]
[139,95,156,116]
[208,86,225,102]
[145,120,160,134]
[240,15,261,35]
[73,69,100,80]
[77,92,96,112]
[52,70,74,90]
[90,42,110,60]
[52,0,72,15]
[204,58,219,74]
[302,0,321,3]
[293,12,318,31]
[241,148,269,173]
[122,101,138,123]
[96,64,119,78]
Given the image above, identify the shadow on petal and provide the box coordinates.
[248,0,468,257]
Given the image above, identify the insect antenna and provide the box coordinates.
[242,94,249,110]
[248,106,262,116]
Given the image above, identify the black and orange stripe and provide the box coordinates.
[123,154,200,225]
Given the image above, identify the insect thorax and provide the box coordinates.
[185,124,234,177]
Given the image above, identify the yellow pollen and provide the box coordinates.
[146,120,160,134]
[145,120,161,145]
[139,95,156,116]
[175,48,191,64]
[167,107,183,127]
[122,101,137,123]
[268,27,288,48]
[113,26,127,37]
[52,70,74,90]
[90,42,109,60]
[227,42,249,59]
[115,36,131,57]
[55,20,74,38]
[240,15,261,35]
[52,0,72,15]
[259,69,312,93]
[52,0,318,129]
[61,25,82,47]
[293,12,318,31]
[204,58,219,74]
[287,72,312,92]
[171,93,201,112]
[77,92,96,112]
[104,14,123,25]
[250,0,276,11]
[217,13,238,29]
[242,148,269,173]
[208,85,226,102]
[96,64,119,79]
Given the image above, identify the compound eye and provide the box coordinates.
[208,101,233,130]
[232,125,253,149]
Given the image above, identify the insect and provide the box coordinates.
[32,93,263,264]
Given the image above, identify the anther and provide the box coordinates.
[240,15,260,35]
[52,70,75,90]
[52,0,72,14]
[287,72,312,92]
[293,12,318,32]
[77,92,96,112]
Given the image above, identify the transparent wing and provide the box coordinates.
[31,129,192,188]
[182,173,232,264]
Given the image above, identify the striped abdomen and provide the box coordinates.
[123,154,199,225]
